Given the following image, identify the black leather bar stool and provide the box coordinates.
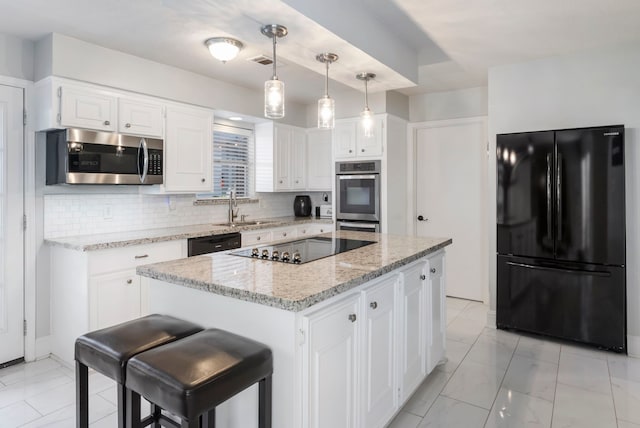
[75,314,203,428]
[125,328,273,428]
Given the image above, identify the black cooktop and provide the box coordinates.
[230,236,376,264]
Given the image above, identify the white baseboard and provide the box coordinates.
[627,335,640,358]
[486,310,496,329]
[34,335,52,361]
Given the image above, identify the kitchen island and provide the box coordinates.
[137,231,451,428]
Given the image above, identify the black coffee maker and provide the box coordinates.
[293,195,312,217]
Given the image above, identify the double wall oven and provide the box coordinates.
[335,160,381,232]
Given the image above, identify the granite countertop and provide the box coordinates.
[45,216,333,251]
[137,231,452,312]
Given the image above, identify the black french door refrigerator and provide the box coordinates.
[496,125,626,352]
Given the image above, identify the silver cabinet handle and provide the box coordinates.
[348,314,357,322]
[301,229,306,233]
[361,149,365,152]
[283,233,287,237]
[104,120,110,125]
[320,229,324,232]
[256,236,261,241]
[126,279,133,284]
[134,254,149,259]
[370,302,378,309]
[201,178,205,182]
[430,268,436,274]
[125,123,131,128]
[348,149,352,153]
[420,274,426,280]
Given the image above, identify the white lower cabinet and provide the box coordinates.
[50,240,186,365]
[399,260,427,400]
[361,276,399,428]
[301,251,446,428]
[304,293,360,428]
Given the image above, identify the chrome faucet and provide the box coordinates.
[228,187,239,224]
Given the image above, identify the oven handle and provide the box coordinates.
[338,222,378,229]
[338,174,377,180]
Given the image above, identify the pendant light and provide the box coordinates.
[316,53,338,129]
[261,24,288,119]
[356,72,376,138]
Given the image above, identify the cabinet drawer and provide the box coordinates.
[88,240,185,275]
[271,227,296,242]
[242,230,273,246]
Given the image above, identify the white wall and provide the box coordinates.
[488,44,640,354]
[410,86,488,123]
[0,33,34,81]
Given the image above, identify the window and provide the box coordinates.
[207,124,254,198]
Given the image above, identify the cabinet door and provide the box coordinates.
[307,129,332,190]
[306,295,359,428]
[291,128,307,189]
[271,226,296,242]
[427,253,446,372]
[90,269,140,330]
[164,106,213,192]
[361,277,398,428]
[334,121,357,158]
[356,116,384,157]
[60,86,116,131]
[118,98,164,137]
[274,125,291,190]
[241,230,273,246]
[399,261,427,400]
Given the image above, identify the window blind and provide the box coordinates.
[211,125,253,198]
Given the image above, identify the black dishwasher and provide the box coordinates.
[187,232,242,257]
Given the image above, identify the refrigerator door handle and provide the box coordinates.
[556,152,563,241]
[546,153,553,241]
[506,261,611,277]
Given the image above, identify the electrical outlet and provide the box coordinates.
[103,205,113,220]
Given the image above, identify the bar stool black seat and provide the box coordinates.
[125,328,273,428]
[75,314,203,428]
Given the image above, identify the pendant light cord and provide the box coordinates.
[364,78,369,109]
[325,61,329,96]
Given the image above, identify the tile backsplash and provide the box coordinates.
[43,192,330,238]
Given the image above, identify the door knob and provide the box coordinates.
[104,120,110,126]
[370,302,378,309]
[348,314,357,322]
[420,274,426,280]
[430,268,436,274]
[417,215,428,222]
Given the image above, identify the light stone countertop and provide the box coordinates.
[45,216,333,251]
[137,231,452,312]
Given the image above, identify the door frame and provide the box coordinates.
[0,76,36,361]
[406,116,489,303]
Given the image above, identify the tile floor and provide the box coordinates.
[0,298,639,427]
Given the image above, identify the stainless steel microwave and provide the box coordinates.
[46,128,163,185]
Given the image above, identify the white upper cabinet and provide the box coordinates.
[334,116,384,160]
[306,129,332,190]
[256,122,313,192]
[164,105,213,193]
[60,85,116,132]
[118,98,164,138]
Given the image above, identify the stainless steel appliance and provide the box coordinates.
[335,160,380,230]
[231,236,375,264]
[497,125,626,352]
[337,221,380,233]
[46,128,163,185]
[187,232,242,257]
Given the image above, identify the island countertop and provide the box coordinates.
[137,231,452,312]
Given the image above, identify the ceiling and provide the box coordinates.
[0,0,639,103]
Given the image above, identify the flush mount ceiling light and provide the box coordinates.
[261,24,288,119]
[356,72,376,138]
[204,37,244,63]
[316,53,338,129]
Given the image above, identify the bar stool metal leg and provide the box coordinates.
[200,409,215,428]
[75,361,89,428]
[126,388,142,428]
[259,375,272,428]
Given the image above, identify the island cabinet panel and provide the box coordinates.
[399,260,428,401]
[427,252,446,372]
[303,293,360,428]
[361,276,399,428]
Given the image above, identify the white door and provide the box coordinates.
[415,118,487,301]
[0,85,24,364]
